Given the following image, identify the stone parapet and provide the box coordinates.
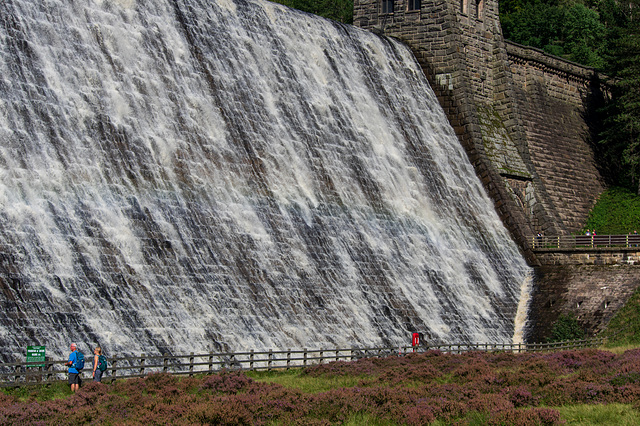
[535,249,640,266]
[506,41,596,85]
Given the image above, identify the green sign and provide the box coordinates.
[26,345,46,367]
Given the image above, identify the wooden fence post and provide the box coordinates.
[163,354,168,373]
[189,353,194,376]
[208,352,213,373]
[303,348,307,367]
[250,350,254,371]
[286,349,291,370]
[46,357,53,382]
[139,353,145,376]
[268,349,273,371]
[111,358,117,380]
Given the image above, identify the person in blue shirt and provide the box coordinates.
[66,343,81,392]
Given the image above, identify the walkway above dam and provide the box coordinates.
[531,234,640,251]
[530,234,640,266]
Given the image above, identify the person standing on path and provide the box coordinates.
[92,346,104,382]
[66,343,81,392]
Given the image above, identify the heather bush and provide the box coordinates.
[486,407,563,425]
[467,392,514,413]
[610,371,640,387]
[2,348,640,424]
[201,370,254,393]
[450,357,492,382]
[506,385,539,407]
[0,393,15,406]
[189,396,255,425]
[399,400,437,425]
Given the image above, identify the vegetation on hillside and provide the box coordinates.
[2,348,640,424]
[604,286,640,348]
[548,313,585,342]
[580,186,640,234]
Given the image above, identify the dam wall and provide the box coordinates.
[354,0,606,262]
[0,0,531,361]
[353,0,626,341]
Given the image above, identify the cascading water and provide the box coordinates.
[0,0,531,361]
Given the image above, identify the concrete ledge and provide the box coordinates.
[535,250,640,266]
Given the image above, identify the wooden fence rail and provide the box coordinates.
[531,234,640,250]
[0,337,605,388]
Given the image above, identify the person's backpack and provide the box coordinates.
[98,354,108,372]
[74,351,85,371]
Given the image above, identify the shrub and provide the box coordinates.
[200,371,254,393]
[548,313,585,342]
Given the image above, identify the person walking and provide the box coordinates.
[66,343,82,392]
[92,346,105,382]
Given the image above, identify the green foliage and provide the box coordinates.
[2,381,72,402]
[500,0,606,68]
[598,1,640,192]
[581,187,640,234]
[605,286,640,347]
[564,4,606,68]
[557,403,640,425]
[549,313,585,342]
[269,0,354,24]
[247,368,366,393]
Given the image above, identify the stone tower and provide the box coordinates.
[354,0,606,265]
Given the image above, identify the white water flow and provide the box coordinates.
[0,0,531,361]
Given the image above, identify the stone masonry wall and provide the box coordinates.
[507,42,606,234]
[530,251,640,341]
[528,264,640,342]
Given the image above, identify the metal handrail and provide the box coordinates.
[530,234,640,250]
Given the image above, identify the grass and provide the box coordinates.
[603,286,640,348]
[581,186,640,234]
[247,368,369,393]
[4,381,71,402]
[558,403,640,425]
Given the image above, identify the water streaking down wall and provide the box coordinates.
[0,0,531,361]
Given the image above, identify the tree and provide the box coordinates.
[500,0,606,68]
[598,0,640,193]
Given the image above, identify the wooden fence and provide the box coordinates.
[0,337,605,388]
[531,234,640,250]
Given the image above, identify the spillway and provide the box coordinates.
[0,0,531,361]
